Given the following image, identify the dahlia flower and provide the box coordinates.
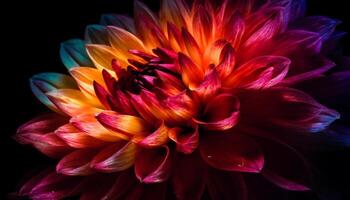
[15,0,350,199]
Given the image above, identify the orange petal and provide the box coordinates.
[178,53,204,90]
[86,44,128,70]
[46,89,102,116]
[70,113,125,142]
[96,110,149,138]
[107,26,147,61]
[192,5,213,47]
[55,123,105,148]
[69,67,105,102]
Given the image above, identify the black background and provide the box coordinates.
[2,0,350,199]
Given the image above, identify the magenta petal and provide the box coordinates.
[169,125,199,154]
[136,121,169,148]
[199,133,264,173]
[29,171,83,199]
[172,152,205,200]
[206,169,248,200]
[91,141,136,172]
[195,69,221,101]
[194,94,240,131]
[56,149,96,176]
[135,146,172,183]
[258,138,312,191]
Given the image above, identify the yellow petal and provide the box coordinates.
[86,44,128,70]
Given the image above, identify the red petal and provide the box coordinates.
[181,28,202,65]
[172,152,205,200]
[258,138,312,191]
[169,125,199,154]
[134,121,169,148]
[178,52,204,90]
[199,133,264,172]
[135,146,172,183]
[194,94,240,131]
[206,169,248,200]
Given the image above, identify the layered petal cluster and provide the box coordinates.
[15,0,350,199]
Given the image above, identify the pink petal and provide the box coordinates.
[91,141,136,172]
[56,149,96,176]
[168,125,199,154]
[224,56,290,89]
[70,113,124,141]
[217,43,236,79]
[55,123,105,148]
[134,121,169,148]
[135,146,172,183]
[199,133,264,173]
[194,69,221,101]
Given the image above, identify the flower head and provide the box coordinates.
[15,0,350,199]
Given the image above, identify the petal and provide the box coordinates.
[29,172,83,199]
[86,44,128,70]
[172,152,205,200]
[134,121,169,148]
[217,43,236,79]
[224,56,290,89]
[239,87,340,133]
[17,114,67,135]
[134,0,166,49]
[46,89,101,116]
[244,7,285,47]
[160,0,190,28]
[70,113,124,141]
[221,13,245,48]
[56,149,96,176]
[206,169,248,200]
[96,110,149,138]
[192,5,213,47]
[258,138,312,191]
[199,133,264,173]
[293,16,340,41]
[169,125,199,154]
[30,73,77,113]
[194,69,221,101]
[181,28,202,65]
[16,133,70,159]
[60,39,93,70]
[85,25,109,44]
[100,14,136,33]
[135,146,172,183]
[107,26,146,59]
[55,123,105,148]
[194,94,240,131]
[178,52,204,90]
[69,67,105,102]
[91,141,136,172]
